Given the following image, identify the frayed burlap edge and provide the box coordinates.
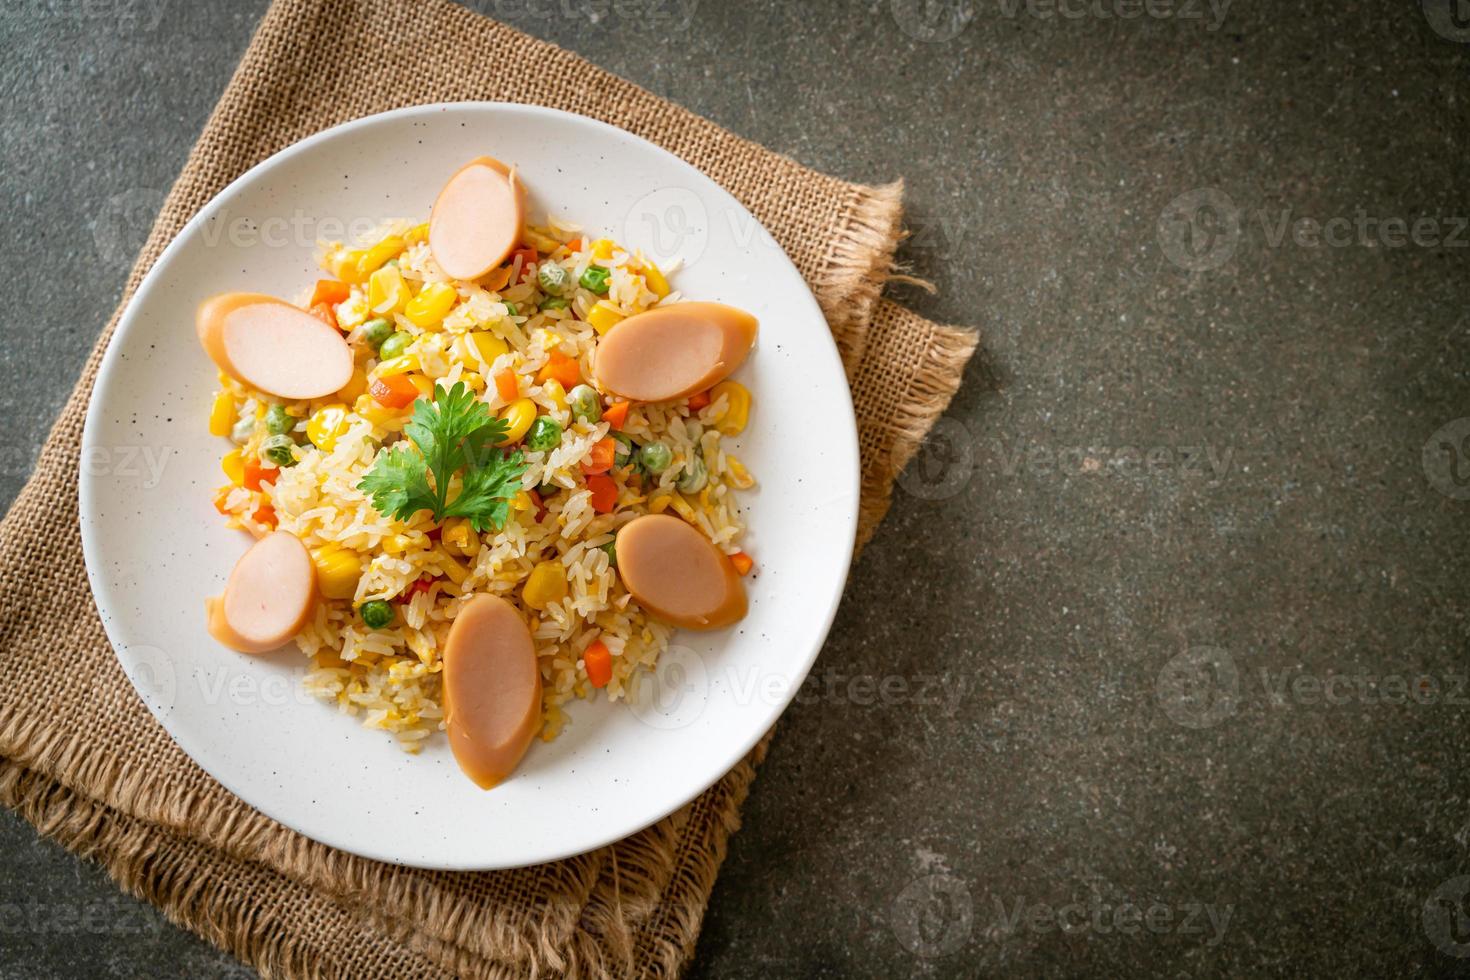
[855,313,980,551]
[819,180,905,374]
[0,700,604,973]
[0,762,449,980]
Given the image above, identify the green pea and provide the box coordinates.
[525,415,563,452]
[360,317,393,351]
[264,404,294,436]
[579,265,611,294]
[639,441,672,474]
[568,384,602,422]
[601,541,617,568]
[540,297,570,311]
[676,454,707,493]
[537,262,570,296]
[610,431,636,468]
[378,331,413,361]
[503,302,519,317]
[536,483,559,498]
[358,599,394,630]
[260,434,297,468]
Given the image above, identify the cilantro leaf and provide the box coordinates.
[357,381,524,529]
[357,444,437,521]
[443,448,526,532]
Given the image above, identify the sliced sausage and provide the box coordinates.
[205,531,317,654]
[615,515,748,630]
[197,292,353,399]
[429,157,527,282]
[592,302,757,403]
[443,594,542,790]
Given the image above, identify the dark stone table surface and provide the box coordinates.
[2,1,1468,976]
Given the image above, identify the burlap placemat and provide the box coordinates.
[0,1,977,976]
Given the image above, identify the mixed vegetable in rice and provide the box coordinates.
[199,156,757,789]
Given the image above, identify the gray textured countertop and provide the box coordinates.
[4,1,1470,976]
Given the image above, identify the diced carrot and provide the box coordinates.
[536,351,580,389]
[369,373,419,409]
[687,389,711,411]
[309,301,339,331]
[310,279,351,306]
[252,501,277,528]
[603,400,631,431]
[480,264,513,292]
[242,459,275,492]
[584,639,612,688]
[581,437,616,475]
[729,551,754,576]
[528,488,548,522]
[211,487,231,514]
[565,237,583,253]
[511,246,538,281]
[494,368,520,403]
[586,474,618,514]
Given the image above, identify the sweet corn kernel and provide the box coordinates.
[355,236,405,278]
[648,493,672,514]
[306,404,350,451]
[498,398,537,445]
[405,222,430,244]
[440,518,477,557]
[337,366,368,403]
[522,560,568,610]
[591,238,615,260]
[221,449,245,486]
[465,331,509,368]
[671,494,698,523]
[373,353,420,377]
[407,374,435,399]
[404,281,458,328]
[368,264,409,315]
[710,380,751,436]
[725,454,756,489]
[208,390,237,437]
[382,532,422,554]
[642,261,671,298]
[460,371,485,392]
[354,394,407,429]
[587,300,625,335]
[540,379,567,411]
[327,246,369,284]
[433,546,470,586]
[310,544,362,600]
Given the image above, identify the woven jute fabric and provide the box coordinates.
[0,0,977,976]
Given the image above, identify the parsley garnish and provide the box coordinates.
[357,382,526,532]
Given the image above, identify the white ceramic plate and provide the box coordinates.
[79,103,858,870]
